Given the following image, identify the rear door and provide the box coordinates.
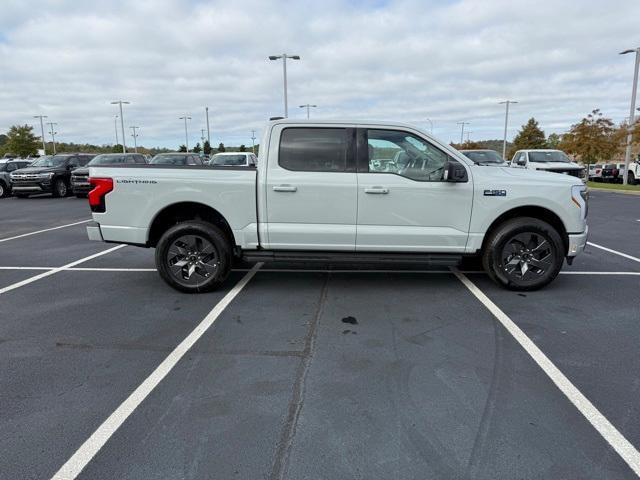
[355,127,473,252]
[265,125,357,250]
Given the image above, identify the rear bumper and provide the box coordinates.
[567,226,588,257]
[86,222,104,241]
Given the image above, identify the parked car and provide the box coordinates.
[459,149,507,166]
[86,119,588,293]
[588,164,603,181]
[0,158,32,197]
[600,163,619,183]
[510,149,586,181]
[208,152,257,167]
[626,155,640,184]
[149,153,204,166]
[10,153,95,198]
[72,153,147,197]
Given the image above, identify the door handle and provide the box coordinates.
[273,185,297,192]
[364,187,389,194]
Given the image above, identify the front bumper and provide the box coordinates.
[567,226,588,257]
[72,182,92,194]
[11,182,52,193]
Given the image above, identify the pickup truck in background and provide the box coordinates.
[86,120,588,292]
[510,149,586,181]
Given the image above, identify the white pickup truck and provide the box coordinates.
[86,119,588,292]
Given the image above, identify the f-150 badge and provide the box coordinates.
[484,189,506,196]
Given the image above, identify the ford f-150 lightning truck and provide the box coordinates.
[86,120,588,292]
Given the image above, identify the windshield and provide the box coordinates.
[211,154,248,166]
[150,154,187,165]
[462,150,504,164]
[30,155,69,167]
[89,154,133,166]
[528,151,571,163]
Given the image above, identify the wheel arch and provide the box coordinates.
[481,205,568,255]
[147,202,236,248]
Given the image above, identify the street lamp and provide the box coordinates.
[180,115,191,151]
[620,47,640,184]
[251,130,256,154]
[47,122,58,154]
[456,121,470,144]
[114,115,119,146]
[130,126,139,153]
[299,104,317,119]
[33,115,47,154]
[269,54,301,117]
[111,100,130,153]
[499,100,518,160]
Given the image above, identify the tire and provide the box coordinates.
[52,178,68,198]
[155,221,232,293]
[0,182,7,198]
[628,172,636,185]
[482,217,564,291]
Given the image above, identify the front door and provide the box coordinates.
[265,126,358,250]
[356,128,473,252]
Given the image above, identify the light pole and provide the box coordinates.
[111,100,130,153]
[466,131,473,142]
[251,130,256,154]
[425,118,434,135]
[180,115,191,151]
[456,122,470,144]
[114,115,119,146]
[299,104,317,119]
[269,54,301,117]
[499,100,518,160]
[201,129,206,148]
[33,115,47,154]
[205,107,211,144]
[130,126,139,153]
[47,122,58,154]
[620,47,640,184]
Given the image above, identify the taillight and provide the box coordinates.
[88,177,113,213]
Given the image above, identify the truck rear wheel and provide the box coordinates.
[482,217,564,291]
[155,221,232,293]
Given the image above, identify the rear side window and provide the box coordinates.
[279,128,349,172]
[134,155,146,164]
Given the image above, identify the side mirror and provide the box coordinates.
[517,159,526,167]
[444,161,468,182]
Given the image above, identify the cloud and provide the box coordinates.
[0,0,638,148]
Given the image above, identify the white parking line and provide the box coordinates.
[451,268,640,476]
[588,242,640,263]
[50,262,262,480]
[0,245,125,295]
[0,219,91,243]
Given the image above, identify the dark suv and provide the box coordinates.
[0,158,33,197]
[71,153,147,197]
[10,153,95,198]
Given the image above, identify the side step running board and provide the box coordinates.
[242,250,463,266]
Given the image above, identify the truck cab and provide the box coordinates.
[510,149,585,182]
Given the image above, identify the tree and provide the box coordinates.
[217,142,226,152]
[193,142,201,153]
[547,133,561,149]
[203,140,212,155]
[111,144,124,153]
[559,109,620,170]
[5,124,40,157]
[508,118,546,158]
[178,144,187,152]
[239,144,246,152]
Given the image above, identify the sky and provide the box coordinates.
[0,0,639,149]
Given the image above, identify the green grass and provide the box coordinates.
[587,181,640,192]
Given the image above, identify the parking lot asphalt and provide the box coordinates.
[0,191,639,479]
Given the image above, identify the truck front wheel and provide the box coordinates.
[482,217,564,291]
[155,221,232,293]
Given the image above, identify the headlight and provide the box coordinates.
[571,185,588,219]
[39,172,54,179]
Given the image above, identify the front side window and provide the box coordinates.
[366,129,447,181]
[529,151,570,163]
[6,163,17,172]
[279,128,348,172]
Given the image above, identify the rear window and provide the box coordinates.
[279,128,348,172]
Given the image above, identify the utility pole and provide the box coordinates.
[466,131,472,142]
[205,106,211,144]
[114,115,119,146]
[425,118,434,135]
[180,115,191,151]
[130,126,139,153]
[268,54,301,117]
[33,115,47,154]
[47,122,58,154]
[251,130,256,154]
[499,100,518,160]
[111,100,130,153]
[299,104,317,119]
[201,129,206,147]
[620,47,640,184]
[457,122,470,144]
